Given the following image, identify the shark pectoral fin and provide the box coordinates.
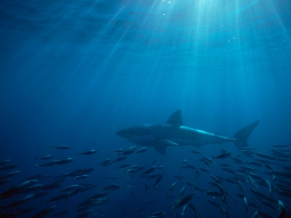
[158,139,179,146]
[153,145,167,154]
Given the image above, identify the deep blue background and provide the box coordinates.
[1,0,291,217]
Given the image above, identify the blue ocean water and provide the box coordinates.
[1,0,291,217]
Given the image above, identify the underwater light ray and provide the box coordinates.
[268,0,291,43]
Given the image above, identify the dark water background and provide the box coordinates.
[1,0,291,217]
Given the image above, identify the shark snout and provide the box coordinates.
[116,130,128,138]
[116,131,122,137]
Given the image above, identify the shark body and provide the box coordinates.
[116,110,259,154]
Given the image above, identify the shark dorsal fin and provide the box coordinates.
[166,110,184,126]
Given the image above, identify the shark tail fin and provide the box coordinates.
[233,120,259,155]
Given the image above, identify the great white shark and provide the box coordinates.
[116,110,259,154]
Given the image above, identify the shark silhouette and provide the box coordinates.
[116,110,259,154]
